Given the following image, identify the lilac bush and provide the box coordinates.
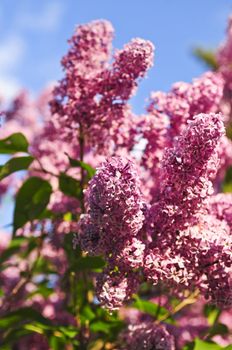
[1,14,232,350]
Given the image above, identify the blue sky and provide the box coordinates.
[0,0,232,229]
[0,0,232,112]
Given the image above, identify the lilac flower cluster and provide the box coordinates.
[139,72,229,199]
[51,20,154,155]
[78,156,145,308]
[144,113,232,305]
[79,112,232,310]
[151,113,224,233]
[121,322,175,350]
[1,90,41,142]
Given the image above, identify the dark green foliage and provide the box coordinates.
[13,177,52,232]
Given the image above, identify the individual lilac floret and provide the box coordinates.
[144,248,193,288]
[120,322,175,350]
[78,156,146,255]
[96,271,139,311]
[117,237,145,269]
[148,113,225,236]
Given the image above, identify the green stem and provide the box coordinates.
[204,308,222,341]
[155,285,162,319]
[74,123,89,349]
[36,158,59,178]
[79,123,85,214]
[158,289,200,323]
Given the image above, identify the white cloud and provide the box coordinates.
[0,36,26,100]
[0,36,26,73]
[17,2,64,32]
[0,1,64,101]
[0,77,21,100]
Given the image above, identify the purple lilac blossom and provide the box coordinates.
[121,322,175,350]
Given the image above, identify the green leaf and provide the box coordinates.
[37,209,56,220]
[22,323,77,350]
[27,280,54,299]
[204,304,221,326]
[63,212,72,222]
[0,328,33,347]
[23,323,79,341]
[80,305,96,323]
[222,166,232,193]
[49,335,66,350]
[58,326,78,339]
[64,232,81,264]
[13,177,52,232]
[193,338,224,350]
[59,172,81,199]
[0,156,34,180]
[0,307,51,329]
[74,256,105,271]
[90,321,112,334]
[67,156,96,179]
[88,340,104,350]
[208,323,229,338]
[182,342,194,350]
[226,122,232,141]
[131,296,170,320]
[31,256,56,275]
[193,48,219,70]
[0,236,26,265]
[24,323,45,335]
[19,236,40,259]
[0,133,29,154]
[90,320,123,334]
[0,346,11,350]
